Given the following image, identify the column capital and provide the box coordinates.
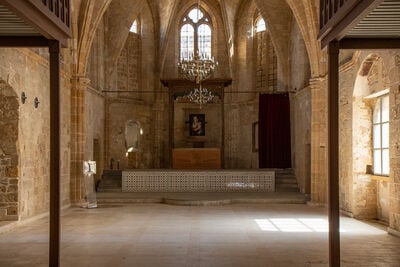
[309,76,327,90]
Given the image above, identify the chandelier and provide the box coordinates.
[178,53,218,84]
[187,84,214,109]
[178,0,218,107]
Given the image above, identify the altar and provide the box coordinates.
[172,148,221,169]
[122,169,275,193]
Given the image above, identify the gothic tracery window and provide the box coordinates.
[180,7,212,60]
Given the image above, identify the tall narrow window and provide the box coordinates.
[255,17,266,32]
[254,16,277,92]
[130,19,138,33]
[373,94,389,175]
[180,7,212,60]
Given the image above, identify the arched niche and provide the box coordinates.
[351,54,390,220]
[0,79,19,221]
[125,120,142,168]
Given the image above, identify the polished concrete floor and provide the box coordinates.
[0,203,400,266]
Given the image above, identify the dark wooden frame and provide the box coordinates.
[0,36,62,267]
[326,38,400,267]
[189,113,205,136]
[252,121,258,152]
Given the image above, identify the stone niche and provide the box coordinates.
[162,79,231,148]
[0,80,19,221]
[174,99,222,148]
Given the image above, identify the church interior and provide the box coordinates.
[0,0,400,266]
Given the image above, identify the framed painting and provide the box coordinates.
[189,114,205,136]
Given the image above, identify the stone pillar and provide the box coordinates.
[70,76,90,205]
[389,83,400,234]
[309,77,328,205]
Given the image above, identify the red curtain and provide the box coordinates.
[259,93,292,168]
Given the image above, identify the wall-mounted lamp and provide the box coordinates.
[140,128,143,135]
[21,92,27,104]
[34,97,40,109]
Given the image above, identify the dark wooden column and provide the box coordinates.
[49,40,61,267]
[328,41,340,267]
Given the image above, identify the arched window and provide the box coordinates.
[130,19,138,33]
[180,7,212,59]
[373,94,389,175]
[254,15,277,92]
[255,17,266,32]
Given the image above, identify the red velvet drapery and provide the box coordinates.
[259,93,292,168]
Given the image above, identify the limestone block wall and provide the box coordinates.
[174,100,222,148]
[224,100,259,169]
[106,98,154,170]
[310,78,328,204]
[85,87,105,185]
[386,51,400,232]
[292,88,311,194]
[0,81,18,221]
[0,48,70,220]
[117,33,141,92]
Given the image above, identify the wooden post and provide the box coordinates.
[49,39,61,267]
[328,41,340,267]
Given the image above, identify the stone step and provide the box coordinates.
[274,169,299,192]
[276,178,298,184]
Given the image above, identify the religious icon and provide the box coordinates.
[189,114,205,136]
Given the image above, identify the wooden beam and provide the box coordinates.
[0,36,49,47]
[48,39,61,267]
[328,41,340,267]
[339,38,400,49]
[0,0,71,47]
[320,0,384,48]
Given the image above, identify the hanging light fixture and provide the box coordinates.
[187,84,214,109]
[178,0,218,107]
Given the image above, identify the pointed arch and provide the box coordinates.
[75,0,113,76]
[285,0,322,77]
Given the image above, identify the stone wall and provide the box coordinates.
[174,100,222,148]
[117,33,141,92]
[0,48,70,220]
[292,88,311,194]
[106,98,154,170]
[85,87,105,185]
[0,81,19,221]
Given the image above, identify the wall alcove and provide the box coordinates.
[161,78,232,169]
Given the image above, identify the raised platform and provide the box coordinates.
[96,192,308,206]
[122,169,275,193]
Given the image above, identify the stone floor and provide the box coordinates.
[0,203,400,266]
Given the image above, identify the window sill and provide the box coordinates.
[370,175,391,182]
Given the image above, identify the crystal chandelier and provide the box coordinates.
[178,54,218,84]
[187,84,214,109]
[178,0,218,107]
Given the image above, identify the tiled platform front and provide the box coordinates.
[122,170,275,192]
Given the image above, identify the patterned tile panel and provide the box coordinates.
[122,170,275,192]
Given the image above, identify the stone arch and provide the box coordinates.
[351,53,390,219]
[284,0,322,77]
[0,79,19,221]
[73,0,113,76]
[161,0,230,79]
[104,0,154,89]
